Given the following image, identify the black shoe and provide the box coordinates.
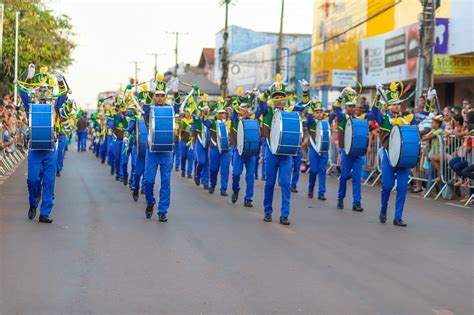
[244,200,253,207]
[318,194,326,201]
[56,171,61,177]
[158,213,168,222]
[175,168,179,172]
[145,205,153,219]
[140,189,145,195]
[280,216,290,225]
[231,191,238,204]
[39,215,53,223]
[264,214,272,222]
[101,160,105,164]
[209,187,215,194]
[194,176,200,186]
[352,204,364,212]
[220,191,228,196]
[119,177,124,183]
[379,214,387,224]
[255,174,258,180]
[123,175,128,186]
[132,190,139,202]
[291,187,298,193]
[393,219,407,227]
[203,185,209,190]
[187,174,192,179]
[111,169,115,176]
[181,173,185,178]
[115,176,120,181]
[261,176,266,181]
[308,192,314,199]
[337,199,344,210]
[28,207,37,220]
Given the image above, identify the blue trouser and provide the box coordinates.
[449,156,468,177]
[132,145,146,191]
[27,149,57,216]
[56,135,67,173]
[107,136,115,169]
[120,141,131,179]
[380,150,410,221]
[113,138,123,177]
[210,146,230,192]
[261,139,268,178]
[232,150,256,201]
[308,146,328,195]
[144,150,172,214]
[263,150,292,218]
[77,130,87,151]
[99,137,108,162]
[94,139,101,157]
[179,141,194,176]
[291,151,302,189]
[194,141,209,187]
[173,140,181,170]
[338,149,363,206]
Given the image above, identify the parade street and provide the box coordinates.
[0,150,471,315]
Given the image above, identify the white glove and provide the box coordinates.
[299,79,310,92]
[339,87,350,98]
[27,64,36,79]
[55,69,64,82]
[123,136,129,146]
[428,89,437,100]
[375,83,383,92]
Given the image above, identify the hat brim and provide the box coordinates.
[271,92,286,98]
[154,90,166,95]
[388,100,402,105]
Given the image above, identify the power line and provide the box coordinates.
[230,0,402,65]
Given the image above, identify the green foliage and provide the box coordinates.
[1,0,76,92]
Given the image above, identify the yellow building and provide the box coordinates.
[311,0,451,88]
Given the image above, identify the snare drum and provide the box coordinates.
[269,110,302,156]
[29,104,54,150]
[216,121,229,154]
[237,119,260,157]
[310,120,331,154]
[199,124,211,148]
[344,119,369,157]
[148,106,175,152]
[388,125,420,168]
[136,118,148,157]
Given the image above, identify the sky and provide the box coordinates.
[46,0,314,108]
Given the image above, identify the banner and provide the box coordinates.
[434,55,474,76]
[359,18,449,86]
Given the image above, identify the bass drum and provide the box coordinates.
[269,110,302,156]
[216,121,229,154]
[310,120,331,154]
[344,119,368,157]
[388,125,420,168]
[237,119,260,157]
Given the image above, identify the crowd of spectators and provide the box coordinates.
[0,94,28,157]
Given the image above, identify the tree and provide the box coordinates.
[1,0,75,94]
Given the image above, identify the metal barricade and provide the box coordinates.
[326,127,341,176]
[0,142,27,176]
[363,136,380,186]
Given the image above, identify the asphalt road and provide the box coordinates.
[0,149,472,315]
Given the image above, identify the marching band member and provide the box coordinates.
[178,103,195,179]
[124,84,152,201]
[105,101,116,174]
[56,98,75,177]
[111,97,129,182]
[333,86,376,212]
[143,74,178,221]
[304,96,329,200]
[258,74,296,225]
[203,97,231,196]
[371,82,434,226]
[230,91,257,207]
[192,91,210,190]
[18,64,72,223]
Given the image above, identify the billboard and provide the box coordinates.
[359,18,449,86]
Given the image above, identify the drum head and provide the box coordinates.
[237,120,245,155]
[344,119,353,155]
[269,110,282,154]
[201,125,208,146]
[315,121,323,152]
[388,126,402,167]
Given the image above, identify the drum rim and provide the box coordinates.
[216,121,228,153]
[312,120,330,153]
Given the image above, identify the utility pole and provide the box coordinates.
[13,11,20,106]
[275,0,285,75]
[166,31,188,77]
[415,0,436,103]
[147,52,165,79]
[220,0,234,98]
[129,60,142,94]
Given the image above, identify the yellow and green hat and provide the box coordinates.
[138,84,152,104]
[270,74,287,98]
[385,81,404,105]
[154,74,167,95]
[32,67,53,87]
